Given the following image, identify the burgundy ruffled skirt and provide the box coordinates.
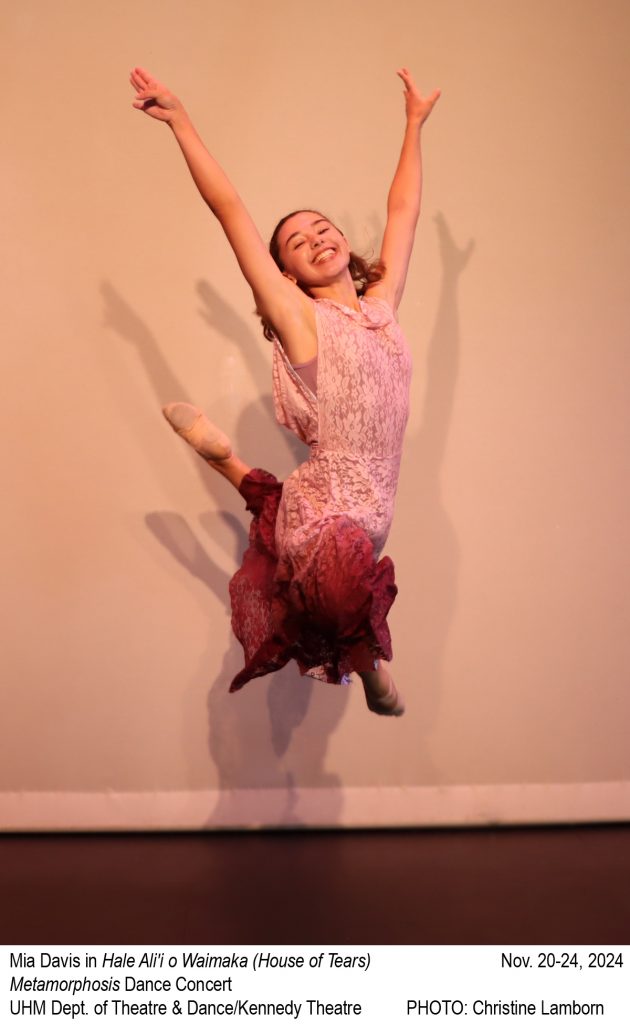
[228,469,397,691]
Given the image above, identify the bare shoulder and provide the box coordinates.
[258,282,318,364]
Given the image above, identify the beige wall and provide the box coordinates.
[2,0,629,828]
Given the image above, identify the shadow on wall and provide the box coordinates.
[400,213,474,762]
[101,279,344,828]
[100,209,472,819]
[327,210,474,782]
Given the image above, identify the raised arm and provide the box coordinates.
[129,67,310,337]
[367,68,440,313]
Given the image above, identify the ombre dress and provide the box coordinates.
[228,294,412,691]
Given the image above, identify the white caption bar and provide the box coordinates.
[2,946,628,1021]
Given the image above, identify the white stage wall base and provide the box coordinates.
[1,782,628,831]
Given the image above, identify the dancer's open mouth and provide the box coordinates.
[312,248,337,265]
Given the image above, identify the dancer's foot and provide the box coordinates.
[162,402,232,461]
[359,662,405,717]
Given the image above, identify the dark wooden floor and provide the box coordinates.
[2,825,629,945]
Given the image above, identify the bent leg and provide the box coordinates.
[353,640,404,717]
[358,662,405,717]
[207,452,251,490]
[163,402,251,490]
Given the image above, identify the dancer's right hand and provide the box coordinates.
[129,67,187,126]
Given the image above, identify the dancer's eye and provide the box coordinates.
[294,240,305,249]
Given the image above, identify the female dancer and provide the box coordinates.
[130,65,440,716]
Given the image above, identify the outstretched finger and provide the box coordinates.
[129,69,156,95]
[133,66,156,90]
[129,71,145,93]
[133,87,158,100]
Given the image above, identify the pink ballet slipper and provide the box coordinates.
[361,663,405,717]
[162,402,232,461]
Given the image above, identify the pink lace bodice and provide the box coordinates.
[228,294,411,690]
[272,295,412,565]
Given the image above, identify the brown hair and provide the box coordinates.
[258,210,385,342]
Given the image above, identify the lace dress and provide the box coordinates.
[228,294,412,690]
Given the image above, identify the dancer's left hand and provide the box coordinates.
[396,67,441,125]
[129,66,188,127]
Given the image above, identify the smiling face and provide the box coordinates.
[275,211,351,290]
